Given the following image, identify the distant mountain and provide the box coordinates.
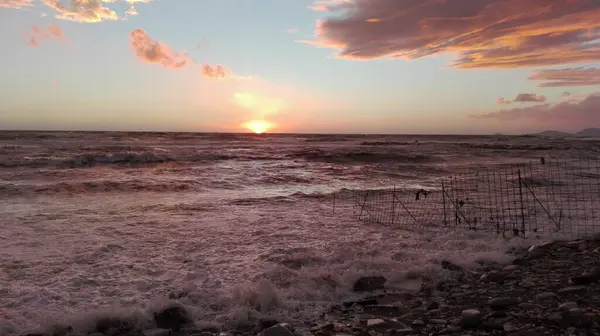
[576,128,600,137]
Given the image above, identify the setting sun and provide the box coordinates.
[242,120,275,134]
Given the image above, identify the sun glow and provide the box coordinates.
[242,120,275,134]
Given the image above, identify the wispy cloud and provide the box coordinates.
[304,0,600,68]
[0,0,33,9]
[529,67,600,87]
[286,28,299,34]
[4,0,153,22]
[129,29,189,69]
[473,92,600,129]
[27,25,67,46]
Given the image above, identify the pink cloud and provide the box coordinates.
[529,67,600,87]
[307,0,351,12]
[27,25,66,46]
[472,92,600,129]
[0,0,33,8]
[306,0,600,68]
[201,64,232,79]
[129,29,189,69]
[514,93,546,103]
[497,97,512,105]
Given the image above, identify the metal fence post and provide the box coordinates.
[518,169,526,237]
[442,181,447,226]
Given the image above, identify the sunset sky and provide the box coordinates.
[1,0,600,134]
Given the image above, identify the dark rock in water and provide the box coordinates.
[49,325,73,336]
[95,316,137,336]
[142,329,171,336]
[259,319,280,330]
[352,276,387,292]
[342,298,378,308]
[440,260,463,272]
[153,305,191,332]
[259,324,294,336]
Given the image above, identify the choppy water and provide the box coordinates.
[1,131,598,335]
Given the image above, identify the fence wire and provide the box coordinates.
[338,158,600,239]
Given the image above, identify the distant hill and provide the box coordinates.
[576,128,600,137]
[527,128,600,137]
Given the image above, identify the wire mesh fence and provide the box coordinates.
[337,158,600,239]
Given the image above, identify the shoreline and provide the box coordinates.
[18,235,600,336]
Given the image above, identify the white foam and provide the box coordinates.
[0,193,531,335]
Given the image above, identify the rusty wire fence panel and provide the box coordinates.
[339,158,600,239]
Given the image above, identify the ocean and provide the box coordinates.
[0,131,597,335]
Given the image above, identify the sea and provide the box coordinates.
[0,131,597,335]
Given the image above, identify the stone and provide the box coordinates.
[559,286,588,294]
[535,292,557,301]
[353,276,387,292]
[461,309,482,328]
[570,268,600,285]
[527,245,544,259]
[143,329,171,336]
[503,323,519,332]
[426,301,439,311]
[394,328,415,335]
[481,270,506,283]
[503,265,518,271]
[488,297,519,310]
[428,319,447,325]
[411,320,425,327]
[260,324,294,336]
[153,305,191,332]
[559,302,579,310]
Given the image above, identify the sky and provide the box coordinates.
[1,0,600,134]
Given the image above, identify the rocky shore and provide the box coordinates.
[23,236,600,336]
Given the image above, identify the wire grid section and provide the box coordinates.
[349,158,600,238]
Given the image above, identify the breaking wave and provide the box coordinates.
[292,150,441,164]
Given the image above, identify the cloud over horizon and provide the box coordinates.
[473,92,600,129]
[305,0,600,68]
[498,93,546,105]
[529,67,600,87]
[514,93,546,103]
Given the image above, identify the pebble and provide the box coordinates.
[488,297,519,310]
[366,319,385,327]
[535,292,557,300]
[559,286,588,294]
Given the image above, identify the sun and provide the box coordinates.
[242,120,275,134]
